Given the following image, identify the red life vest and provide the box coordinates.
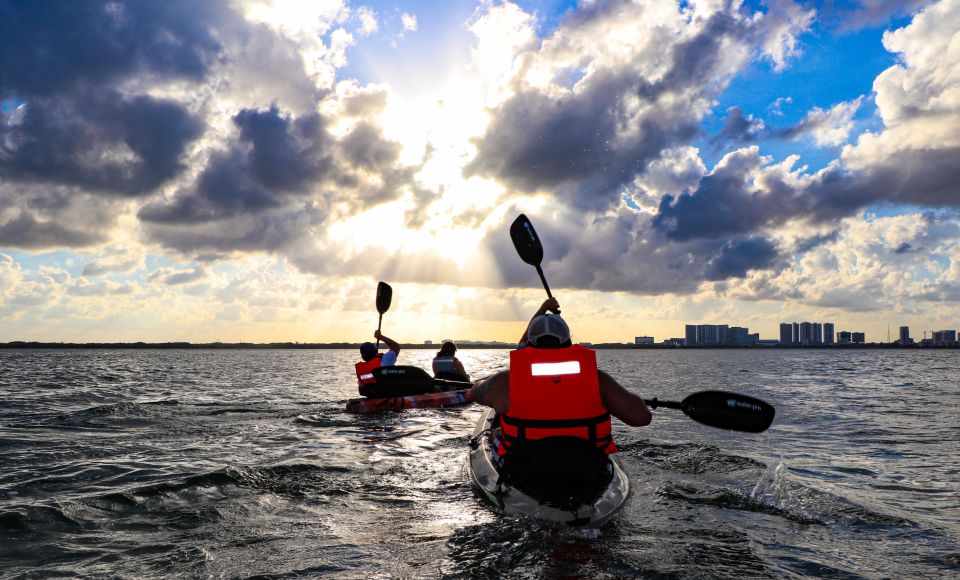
[498,345,617,457]
[355,354,383,391]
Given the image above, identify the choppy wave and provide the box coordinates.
[0,347,957,578]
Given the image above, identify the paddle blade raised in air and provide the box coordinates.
[510,214,544,267]
[376,281,393,315]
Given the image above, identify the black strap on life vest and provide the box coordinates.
[500,412,611,447]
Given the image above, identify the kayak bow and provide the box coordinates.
[468,407,629,527]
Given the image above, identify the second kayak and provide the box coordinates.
[347,365,474,414]
[346,388,472,414]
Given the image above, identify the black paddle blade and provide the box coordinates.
[376,281,392,314]
[680,390,775,433]
[510,214,544,266]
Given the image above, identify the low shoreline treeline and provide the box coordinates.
[0,341,956,350]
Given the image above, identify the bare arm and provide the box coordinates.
[518,297,560,345]
[374,330,400,355]
[599,370,651,427]
[470,370,509,414]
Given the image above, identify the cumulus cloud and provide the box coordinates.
[138,102,411,254]
[401,12,418,32]
[0,253,20,298]
[0,91,203,195]
[466,0,814,211]
[0,0,396,255]
[356,6,378,36]
[479,204,784,297]
[68,279,137,297]
[0,0,957,336]
[467,1,537,101]
[82,247,145,276]
[650,0,960,251]
[768,96,793,116]
[718,211,960,309]
[653,147,807,242]
[628,146,706,211]
[0,1,228,202]
[777,97,863,146]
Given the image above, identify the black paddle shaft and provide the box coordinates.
[644,390,776,433]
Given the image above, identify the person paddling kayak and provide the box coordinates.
[432,341,470,382]
[355,330,401,396]
[471,297,651,476]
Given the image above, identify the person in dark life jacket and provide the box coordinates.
[432,341,470,382]
[355,330,401,395]
[471,297,651,467]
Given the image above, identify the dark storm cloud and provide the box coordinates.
[139,107,331,225]
[653,148,802,241]
[139,104,410,254]
[467,77,694,211]
[0,0,238,250]
[795,231,840,253]
[234,107,334,192]
[0,91,203,195]
[0,213,104,249]
[0,1,224,194]
[483,208,782,294]
[0,0,227,98]
[704,237,779,280]
[466,8,765,211]
[809,147,960,220]
[653,144,960,245]
[141,204,327,254]
[138,149,283,224]
[712,107,763,145]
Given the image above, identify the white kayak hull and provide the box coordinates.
[468,407,629,527]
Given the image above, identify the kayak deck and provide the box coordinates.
[468,407,629,527]
[346,388,473,414]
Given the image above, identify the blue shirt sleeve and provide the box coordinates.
[380,350,398,366]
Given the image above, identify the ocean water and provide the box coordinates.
[0,347,957,578]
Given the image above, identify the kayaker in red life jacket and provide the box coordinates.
[355,330,401,395]
[471,297,651,466]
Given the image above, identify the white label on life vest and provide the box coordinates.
[359,373,374,380]
[531,361,581,376]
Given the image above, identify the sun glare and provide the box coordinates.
[327,197,498,269]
